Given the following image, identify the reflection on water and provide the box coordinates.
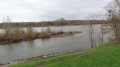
[0,25,109,63]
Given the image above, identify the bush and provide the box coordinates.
[12,28,23,40]
[46,27,51,33]
[4,28,11,38]
[24,27,35,38]
[39,27,51,38]
[0,33,5,40]
[4,28,10,37]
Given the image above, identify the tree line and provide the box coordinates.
[0,17,106,28]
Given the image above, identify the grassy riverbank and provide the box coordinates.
[9,42,120,67]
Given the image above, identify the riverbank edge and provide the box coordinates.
[1,40,118,67]
[0,49,84,67]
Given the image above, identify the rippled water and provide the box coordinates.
[0,25,110,63]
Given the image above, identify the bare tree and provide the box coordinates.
[97,14,106,44]
[1,16,12,37]
[106,0,120,40]
[86,14,97,48]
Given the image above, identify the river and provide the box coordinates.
[0,25,110,63]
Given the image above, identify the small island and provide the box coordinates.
[0,27,81,45]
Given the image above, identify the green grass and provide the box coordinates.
[10,42,120,67]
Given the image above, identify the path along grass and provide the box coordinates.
[10,42,120,67]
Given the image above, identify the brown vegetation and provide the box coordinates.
[0,27,81,45]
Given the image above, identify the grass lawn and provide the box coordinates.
[10,42,120,67]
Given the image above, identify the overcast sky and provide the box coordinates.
[0,0,112,22]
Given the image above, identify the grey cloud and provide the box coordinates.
[0,0,112,22]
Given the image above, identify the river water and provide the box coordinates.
[0,25,110,63]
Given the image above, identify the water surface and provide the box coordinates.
[0,25,109,63]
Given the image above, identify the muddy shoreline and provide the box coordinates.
[0,31,81,45]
